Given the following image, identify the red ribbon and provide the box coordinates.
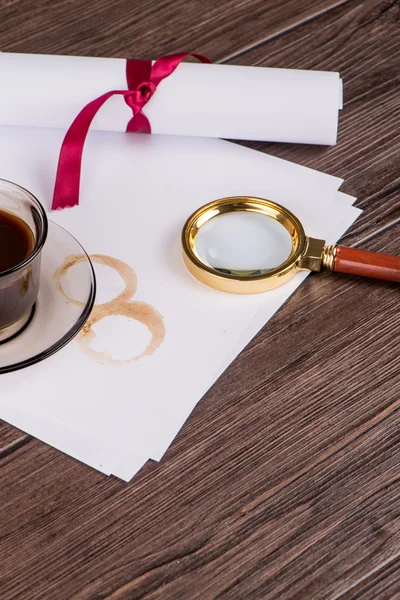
[52,52,211,210]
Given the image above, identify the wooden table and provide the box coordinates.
[1,1,399,598]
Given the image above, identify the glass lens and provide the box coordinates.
[195,211,293,276]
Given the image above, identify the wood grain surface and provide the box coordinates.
[0,0,346,60]
[0,421,27,455]
[1,0,399,598]
[232,0,400,243]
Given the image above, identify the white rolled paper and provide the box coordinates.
[0,52,342,144]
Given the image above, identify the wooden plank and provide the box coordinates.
[232,0,400,244]
[0,0,346,60]
[141,411,400,599]
[0,420,27,454]
[338,556,400,599]
[1,224,398,599]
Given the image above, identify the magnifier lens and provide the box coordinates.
[195,211,293,276]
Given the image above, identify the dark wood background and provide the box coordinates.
[1,1,399,598]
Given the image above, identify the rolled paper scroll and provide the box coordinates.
[0,52,342,145]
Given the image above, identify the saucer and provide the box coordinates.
[0,221,96,374]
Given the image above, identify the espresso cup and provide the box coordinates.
[0,179,48,343]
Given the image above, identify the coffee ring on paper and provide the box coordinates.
[53,253,138,307]
[77,299,165,366]
[53,253,165,365]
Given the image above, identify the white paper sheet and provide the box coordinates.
[1,212,358,483]
[0,403,153,478]
[3,189,360,482]
[0,126,359,479]
[0,53,342,145]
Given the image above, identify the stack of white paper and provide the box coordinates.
[0,54,359,480]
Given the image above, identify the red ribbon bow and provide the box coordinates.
[52,52,210,210]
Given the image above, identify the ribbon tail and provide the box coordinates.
[52,91,117,210]
[52,53,212,210]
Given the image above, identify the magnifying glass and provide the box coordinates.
[182,196,400,294]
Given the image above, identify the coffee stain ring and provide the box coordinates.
[53,253,165,366]
[53,254,138,307]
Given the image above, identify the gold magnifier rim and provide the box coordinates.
[182,196,307,294]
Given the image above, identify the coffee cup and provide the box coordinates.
[0,179,48,343]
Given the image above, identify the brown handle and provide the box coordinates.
[333,246,400,283]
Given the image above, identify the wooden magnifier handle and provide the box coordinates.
[329,245,400,283]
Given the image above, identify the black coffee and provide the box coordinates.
[0,209,34,273]
[0,209,39,333]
